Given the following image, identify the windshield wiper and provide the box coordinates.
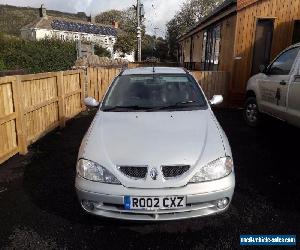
[102,105,152,112]
[147,101,202,111]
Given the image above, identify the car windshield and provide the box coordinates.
[101,74,207,112]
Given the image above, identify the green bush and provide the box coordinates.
[0,34,77,73]
[0,57,6,71]
[94,45,111,57]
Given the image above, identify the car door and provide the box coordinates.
[286,66,300,127]
[258,46,300,119]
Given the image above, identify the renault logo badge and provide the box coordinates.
[149,168,158,180]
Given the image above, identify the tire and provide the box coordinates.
[244,96,260,127]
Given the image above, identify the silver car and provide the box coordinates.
[75,67,235,221]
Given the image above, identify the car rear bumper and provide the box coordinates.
[75,173,235,221]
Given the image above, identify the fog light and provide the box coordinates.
[217,198,229,209]
[82,200,95,211]
[95,202,104,209]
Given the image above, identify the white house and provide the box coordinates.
[20,5,135,62]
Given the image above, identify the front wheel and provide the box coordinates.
[244,97,260,127]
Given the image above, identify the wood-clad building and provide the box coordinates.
[178,0,300,105]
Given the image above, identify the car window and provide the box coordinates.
[268,47,300,75]
[101,74,207,111]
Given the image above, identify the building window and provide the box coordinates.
[201,25,221,71]
[60,34,65,41]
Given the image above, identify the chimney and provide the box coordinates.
[39,4,47,18]
[88,15,96,23]
[112,21,119,29]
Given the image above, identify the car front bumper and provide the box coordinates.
[75,172,235,221]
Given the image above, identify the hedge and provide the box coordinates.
[0,34,77,73]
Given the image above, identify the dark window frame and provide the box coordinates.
[201,24,221,71]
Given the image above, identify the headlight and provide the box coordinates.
[77,159,121,184]
[189,157,233,183]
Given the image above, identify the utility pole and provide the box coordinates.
[136,0,142,62]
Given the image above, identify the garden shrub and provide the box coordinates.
[0,34,77,73]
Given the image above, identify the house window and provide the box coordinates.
[201,25,221,71]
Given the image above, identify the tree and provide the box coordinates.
[114,33,136,55]
[166,0,223,60]
[140,34,155,60]
[95,10,123,28]
[154,37,169,62]
[95,7,146,56]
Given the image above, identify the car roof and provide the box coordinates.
[122,67,187,75]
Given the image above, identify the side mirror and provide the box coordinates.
[84,97,100,108]
[259,64,266,73]
[210,95,223,106]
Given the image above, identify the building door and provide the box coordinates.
[292,20,300,44]
[251,19,274,75]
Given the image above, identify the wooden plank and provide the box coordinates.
[97,68,101,101]
[79,70,85,110]
[20,72,58,81]
[24,98,59,113]
[57,71,66,128]
[0,113,16,125]
[94,68,99,101]
[14,76,28,155]
[237,0,259,11]
[63,69,82,75]
[0,76,16,84]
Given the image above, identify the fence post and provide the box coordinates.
[57,71,66,128]
[13,76,28,155]
[79,70,86,110]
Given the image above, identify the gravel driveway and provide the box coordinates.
[0,109,299,250]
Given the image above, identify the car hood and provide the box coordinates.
[80,109,226,188]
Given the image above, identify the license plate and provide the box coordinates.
[124,196,186,210]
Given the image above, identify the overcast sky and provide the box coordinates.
[0,0,185,36]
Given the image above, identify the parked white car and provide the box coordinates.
[244,43,300,127]
[75,67,235,221]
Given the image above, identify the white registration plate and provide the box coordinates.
[124,196,186,210]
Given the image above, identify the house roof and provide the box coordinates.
[21,16,119,37]
[178,0,237,41]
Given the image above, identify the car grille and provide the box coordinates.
[118,166,148,179]
[161,165,190,178]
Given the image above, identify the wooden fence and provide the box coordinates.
[0,70,84,164]
[86,67,121,101]
[0,67,229,164]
